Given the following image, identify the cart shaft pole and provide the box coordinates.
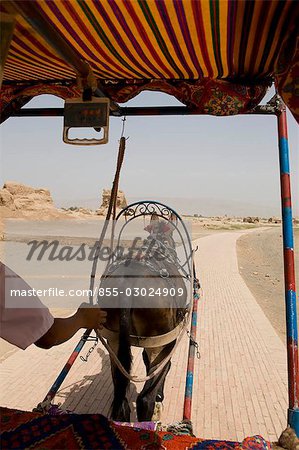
[41,329,91,404]
[183,282,199,420]
[277,107,299,435]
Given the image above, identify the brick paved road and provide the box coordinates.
[0,230,288,441]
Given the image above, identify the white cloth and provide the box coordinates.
[0,262,54,349]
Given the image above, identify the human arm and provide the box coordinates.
[1,262,107,350]
[35,303,107,349]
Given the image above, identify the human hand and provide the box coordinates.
[76,303,107,330]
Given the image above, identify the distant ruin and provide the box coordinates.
[97,189,127,216]
[0,182,59,218]
[0,182,129,220]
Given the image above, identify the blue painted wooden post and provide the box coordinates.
[277,104,299,436]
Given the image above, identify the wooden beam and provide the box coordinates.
[9,105,277,118]
[0,11,16,88]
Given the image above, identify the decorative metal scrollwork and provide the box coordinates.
[113,201,193,277]
[118,201,175,221]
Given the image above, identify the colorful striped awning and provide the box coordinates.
[1,0,298,120]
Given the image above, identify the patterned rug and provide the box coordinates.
[0,407,272,449]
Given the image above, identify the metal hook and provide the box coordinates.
[120,116,127,139]
[187,330,201,359]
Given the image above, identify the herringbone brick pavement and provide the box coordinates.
[0,230,288,441]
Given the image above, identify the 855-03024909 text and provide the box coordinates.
[98,287,184,297]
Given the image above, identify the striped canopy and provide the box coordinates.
[1,0,298,120]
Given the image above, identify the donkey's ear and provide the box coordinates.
[150,213,159,222]
[170,213,177,224]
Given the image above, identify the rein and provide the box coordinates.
[95,312,190,383]
[96,253,197,384]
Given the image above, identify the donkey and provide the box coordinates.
[98,214,189,421]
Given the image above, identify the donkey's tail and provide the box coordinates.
[111,308,132,420]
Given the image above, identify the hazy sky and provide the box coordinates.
[1,87,298,217]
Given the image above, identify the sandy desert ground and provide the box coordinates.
[237,227,299,342]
